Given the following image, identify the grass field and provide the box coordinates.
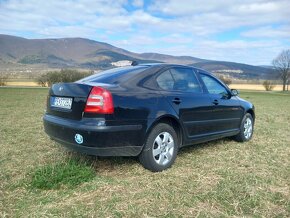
[0,88,289,217]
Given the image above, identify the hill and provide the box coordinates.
[0,34,276,79]
[191,61,276,80]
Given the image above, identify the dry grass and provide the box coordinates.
[230,84,284,91]
[5,81,39,86]
[0,88,289,217]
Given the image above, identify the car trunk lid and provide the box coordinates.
[47,83,93,120]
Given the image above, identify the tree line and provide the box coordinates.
[36,69,93,87]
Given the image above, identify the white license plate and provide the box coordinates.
[51,97,72,109]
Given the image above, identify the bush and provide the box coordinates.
[0,74,9,86]
[36,69,93,87]
[30,159,95,189]
[263,80,275,91]
[218,75,232,85]
[36,73,48,87]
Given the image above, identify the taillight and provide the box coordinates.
[84,86,114,114]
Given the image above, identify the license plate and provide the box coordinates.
[51,97,72,109]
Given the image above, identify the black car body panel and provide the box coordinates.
[43,64,255,156]
[43,114,143,156]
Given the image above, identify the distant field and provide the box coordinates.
[230,84,284,91]
[5,78,38,87]
[0,88,289,217]
[6,81,39,86]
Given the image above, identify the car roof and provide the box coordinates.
[139,63,188,67]
[138,63,212,75]
[80,62,216,89]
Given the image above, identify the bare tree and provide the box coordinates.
[263,80,275,91]
[272,50,290,91]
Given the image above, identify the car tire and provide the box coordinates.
[139,123,178,172]
[234,113,254,142]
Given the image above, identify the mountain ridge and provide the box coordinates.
[0,34,275,79]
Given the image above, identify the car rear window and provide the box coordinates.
[80,66,149,84]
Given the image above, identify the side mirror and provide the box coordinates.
[231,89,239,96]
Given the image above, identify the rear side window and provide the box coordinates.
[200,74,228,95]
[156,68,202,93]
[156,70,174,90]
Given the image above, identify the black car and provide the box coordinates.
[43,64,255,172]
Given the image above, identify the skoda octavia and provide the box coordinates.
[43,64,255,172]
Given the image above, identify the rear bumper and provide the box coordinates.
[43,114,144,156]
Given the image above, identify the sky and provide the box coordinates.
[0,0,289,65]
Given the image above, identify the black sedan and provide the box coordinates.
[43,64,255,172]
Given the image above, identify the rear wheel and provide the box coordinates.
[234,113,254,142]
[139,123,178,172]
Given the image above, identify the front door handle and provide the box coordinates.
[172,98,182,105]
[212,99,219,105]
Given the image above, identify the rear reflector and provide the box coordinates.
[84,86,114,114]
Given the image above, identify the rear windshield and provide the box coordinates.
[79,66,149,84]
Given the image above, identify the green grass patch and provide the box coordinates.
[30,159,95,190]
[0,88,289,217]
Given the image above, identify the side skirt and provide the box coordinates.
[181,129,239,147]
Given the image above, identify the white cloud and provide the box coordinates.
[149,0,290,17]
[242,26,290,38]
[1,0,289,37]
[0,0,127,27]
[0,0,289,65]
[148,0,290,34]
[132,0,144,8]
[38,26,97,38]
[149,39,287,65]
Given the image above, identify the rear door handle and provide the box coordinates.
[212,99,219,105]
[172,98,182,105]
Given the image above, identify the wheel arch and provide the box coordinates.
[246,108,255,122]
[146,115,184,148]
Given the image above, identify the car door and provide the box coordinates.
[199,72,243,133]
[156,67,214,142]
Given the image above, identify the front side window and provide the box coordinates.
[200,74,228,95]
[170,68,202,93]
[157,67,202,93]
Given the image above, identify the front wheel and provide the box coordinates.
[234,113,254,142]
[139,123,178,172]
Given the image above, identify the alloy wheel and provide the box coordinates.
[244,117,253,139]
[152,132,175,166]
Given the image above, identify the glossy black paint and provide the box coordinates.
[43,64,255,156]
